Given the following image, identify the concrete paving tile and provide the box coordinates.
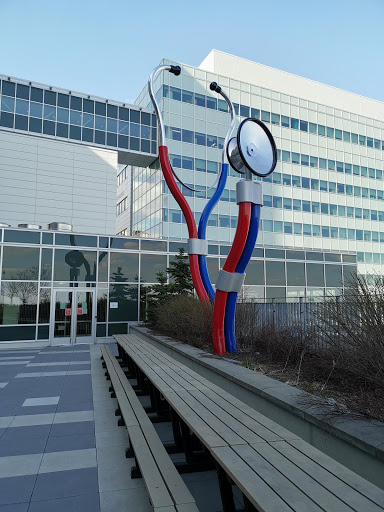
[53,411,93,424]
[0,416,14,429]
[15,406,58,417]
[0,428,5,439]
[0,475,36,506]
[31,467,98,501]
[27,361,89,367]
[0,357,34,361]
[97,455,144,492]
[15,373,44,378]
[181,471,222,511]
[0,503,29,511]
[28,493,100,512]
[45,433,95,453]
[1,425,51,441]
[66,370,91,375]
[39,448,96,473]
[49,421,95,437]
[22,397,60,407]
[0,453,42,477]
[99,488,151,512]
[0,435,47,456]
[56,401,93,413]
[95,428,128,449]
[0,362,30,366]
[10,413,55,427]
[0,405,20,417]
[39,350,90,354]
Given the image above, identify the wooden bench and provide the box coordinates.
[100,345,199,512]
[113,333,384,512]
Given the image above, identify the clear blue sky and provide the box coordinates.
[1,0,383,105]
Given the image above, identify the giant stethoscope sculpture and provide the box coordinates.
[148,65,277,355]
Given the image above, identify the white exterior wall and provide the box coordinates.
[0,130,117,234]
[199,50,384,122]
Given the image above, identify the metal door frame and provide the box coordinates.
[50,288,96,345]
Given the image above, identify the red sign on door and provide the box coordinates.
[77,307,83,315]
[65,308,71,316]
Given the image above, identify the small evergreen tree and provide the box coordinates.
[145,248,193,326]
[167,247,193,295]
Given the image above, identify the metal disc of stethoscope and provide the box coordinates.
[227,118,277,177]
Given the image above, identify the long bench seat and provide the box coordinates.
[100,345,199,512]
[113,333,384,512]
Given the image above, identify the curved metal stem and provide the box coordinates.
[148,65,172,146]
[217,88,236,164]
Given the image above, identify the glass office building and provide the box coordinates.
[126,51,384,292]
[0,226,356,344]
[0,50,383,336]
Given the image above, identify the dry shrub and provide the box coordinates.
[154,295,212,348]
[317,274,384,390]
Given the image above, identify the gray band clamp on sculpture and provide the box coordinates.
[216,269,245,293]
[187,238,208,255]
[236,180,263,205]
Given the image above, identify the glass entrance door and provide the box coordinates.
[51,289,95,345]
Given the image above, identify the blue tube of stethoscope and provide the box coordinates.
[198,83,236,302]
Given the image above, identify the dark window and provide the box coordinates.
[30,87,43,103]
[2,81,15,96]
[107,104,118,118]
[325,265,342,287]
[266,261,285,286]
[16,84,29,100]
[69,125,81,140]
[70,95,82,111]
[290,118,299,130]
[130,137,140,151]
[118,135,128,149]
[110,252,139,282]
[82,128,93,142]
[95,130,105,144]
[15,115,28,131]
[58,93,69,108]
[141,140,150,153]
[240,104,249,117]
[56,123,68,138]
[44,90,56,105]
[108,286,138,322]
[300,120,308,132]
[251,108,260,119]
[261,110,270,123]
[130,110,140,123]
[29,117,42,133]
[140,254,167,283]
[183,90,193,104]
[119,107,129,121]
[95,101,106,116]
[287,262,305,286]
[306,263,324,286]
[195,93,205,107]
[53,249,97,281]
[2,246,40,279]
[245,260,264,285]
[43,120,55,136]
[207,97,217,110]
[141,112,151,126]
[107,132,117,147]
[83,99,94,114]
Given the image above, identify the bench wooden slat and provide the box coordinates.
[121,340,229,450]
[104,346,198,510]
[283,439,384,509]
[232,443,323,512]
[126,334,299,441]
[249,442,353,512]
[211,445,293,512]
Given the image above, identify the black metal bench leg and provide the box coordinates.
[216,462,237,512]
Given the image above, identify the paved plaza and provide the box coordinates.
[0,344,225,511]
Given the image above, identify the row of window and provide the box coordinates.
[166,128,384,182]
[0,79,155,123]
[162,207,384,244]
[163,159,384,204]
[118,166,129,186]
[160,84,384,151]
[0,96,157,139]
[263,194,384,222]
[116,197,128,216]
[0,111,156,153]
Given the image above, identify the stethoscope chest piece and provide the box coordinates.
[227,118,277,177]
